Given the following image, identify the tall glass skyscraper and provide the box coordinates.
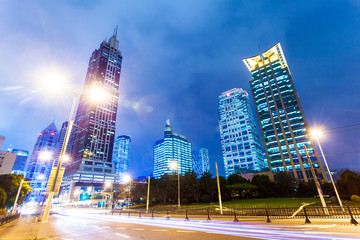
[192,148,210,176]
[112,135,131,182]
[218,88,265,177]
[26,122,58,201]
[66,29,122,183]
[243,43,327,182]
[153,120,192,179]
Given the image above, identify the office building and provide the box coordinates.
[66,29,122,185]
[53,121,71,168]
[26,122,59,201]
[153,120,192,179]
[192,148,210,176]
[243,43,327,182]
[218,88,265,177]
[10,149,29,176]
[112,135,131,182]
[0,136,17,175]
[0,136,5,150]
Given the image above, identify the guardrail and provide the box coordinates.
[0,213,21,226]
[108,206,360,225]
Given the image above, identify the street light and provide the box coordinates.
[169,161,180,209]
[39,76,108,223]
[311,128,344,210]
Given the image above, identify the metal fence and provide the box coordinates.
[0,213,21,226]
[109,206,360,225]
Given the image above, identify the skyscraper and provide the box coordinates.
[10,149,29,176]
[153,120,192,179]
[26,122,58,201]
[66,29,122,184]
[243,43,327,182]
[112,135,131,182]
[218,88,265,177]
[54,121,71,167]
[192,148,210,176]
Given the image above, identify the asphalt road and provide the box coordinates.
[0,209,359,240]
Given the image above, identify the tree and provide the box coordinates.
[227,174,249,185]
[336,170,360,199]
[0,188,7,208]
[274,172,296,197]
[199,171,217,202]
[0,174,32,207]
[251,174,276,198]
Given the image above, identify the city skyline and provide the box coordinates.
[1,1,359,178]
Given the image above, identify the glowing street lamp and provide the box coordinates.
[311,128,344,210]
[169,161,180,209]
[39,73,108,224]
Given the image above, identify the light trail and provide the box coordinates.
[55,210,359,240]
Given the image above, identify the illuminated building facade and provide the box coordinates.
[153,120,192,179]
[243,43,327,182]
[10,149,29,176]
[192,148,210,176]
[218,88,265,177]
[112,135,131,182]
[66,29,122,184]
[26,122,58,201]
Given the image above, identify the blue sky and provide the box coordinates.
[1,1,360,177]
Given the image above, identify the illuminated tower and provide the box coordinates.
[26,122,58,201]
[218,88,265,177]
[192,148,210,176]
[112,135,131,182]
[243,43,327,182]
[153,120,192,179]
[67,28,122,183]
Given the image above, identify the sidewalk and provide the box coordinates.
[0,215,41,240]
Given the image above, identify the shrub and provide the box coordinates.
[330,196,337,203]
[0,188,7,208]
[350,195,360,202]
[201,194,211,203]
[181,198,189,205]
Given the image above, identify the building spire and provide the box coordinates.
[113,25,118,38]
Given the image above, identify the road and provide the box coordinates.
[0,209,359,239]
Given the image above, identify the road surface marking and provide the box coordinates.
[152,229,168,231]
[176,230,195,233]
[103,226,110,228]
[94,226,102,229]
[117,227,126,229]
[62,238,73,240]
[132,228,144,230]
[116,233,130,238]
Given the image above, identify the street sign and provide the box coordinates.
[45,167,65,195]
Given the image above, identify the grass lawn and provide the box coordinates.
[147,197,330,210]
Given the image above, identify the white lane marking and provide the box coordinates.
[94,226,102,229]
[132,228,144,230]
[116,233,130,238]
[117,227,126,229]
[152,229,168,231]
[176,230,195,233]
[62,238,74,240]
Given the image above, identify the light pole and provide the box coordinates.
[146,176,150,213]
[40,83,107,223]
[123,175,131,209]
[170,161,180,209]
[215,162,223,214]
[311,128,344,211]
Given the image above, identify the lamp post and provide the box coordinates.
[215,162,223,214]
[146,176,150,213]
[170,161,180,209]
[123,175,131,209]
[40,83,107,223]
[311,129,344,211]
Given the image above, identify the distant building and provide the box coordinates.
[26,122,59,201]
[10,149,29,176]
[243,43,327,182]
[218,88,265,178]
[192,148,210,176]
[153,120,192,179]
[112,135,131,182]
[0,137,17,175]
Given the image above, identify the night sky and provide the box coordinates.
[1,1,359,177]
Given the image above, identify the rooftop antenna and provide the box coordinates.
[113,25,118,38]
[258,44,264,61]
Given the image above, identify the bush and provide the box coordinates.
[0,188,7,208]
[201,194,211,203]
[350,195,360,202]
[181,198,189,205]
[330,196,337,203]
